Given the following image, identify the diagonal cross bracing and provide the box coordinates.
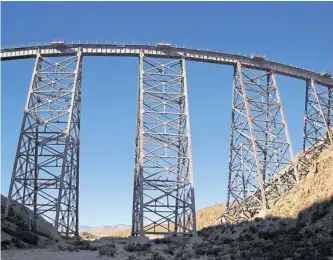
[224,62,297,222]
[131,52,197,236]
[302,79,333,166]
[5,50,82,237]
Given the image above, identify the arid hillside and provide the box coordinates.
[268,149,333,218]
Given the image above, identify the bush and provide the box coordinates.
[99,245,116,257]
[125,243,151,252]
[194,244,207,255]
[244,233,253,241]
[154,238,170,244]
[163,246,175,255]
[222,238,233,244]
[211,246,223,256]
[311,210,328,223]
[150,252,167,260]
[316,243,332,256]
[248,225,257,234]
[126,256,137,260]
[124,244,136,252]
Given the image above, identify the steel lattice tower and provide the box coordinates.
[224,62,298,222]
[302,79,333,166]
[5,50,82,237]
[131,52,197,236]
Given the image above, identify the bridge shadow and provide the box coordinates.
[193,195,333,260]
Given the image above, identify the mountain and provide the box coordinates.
[79,224,131,233]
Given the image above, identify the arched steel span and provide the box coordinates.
[1,43,333,87]
[1,43,333,238]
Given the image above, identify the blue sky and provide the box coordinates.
[1,2,332,227]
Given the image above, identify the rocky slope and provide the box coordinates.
[1,195,55,250]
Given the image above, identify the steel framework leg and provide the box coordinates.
[224,62,297,222]
[302,79,333,168]
[131,53,197,236]
[5,50,82,237]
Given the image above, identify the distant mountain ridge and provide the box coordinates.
[79,224,131,232]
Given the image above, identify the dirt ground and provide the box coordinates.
[1,247,99,260]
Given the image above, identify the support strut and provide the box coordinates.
[301,79,333,174]
[224,62,297,222]
[131,53,197,236]
[5,50,83,237]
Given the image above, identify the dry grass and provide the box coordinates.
[268,149,333,218]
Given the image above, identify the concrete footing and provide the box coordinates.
[127,235,150,245]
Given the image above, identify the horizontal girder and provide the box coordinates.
[1,44,333,87]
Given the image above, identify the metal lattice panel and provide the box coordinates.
[131,52,197,236]
[224,62,297,222]
[302,79,333,161]
[5,50,82,236]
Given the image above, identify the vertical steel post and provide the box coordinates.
[303,80,310,153]
[180,58,197,235]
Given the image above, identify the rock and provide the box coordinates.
[68,244,78,252]
[1,231,12,247]
[2,221,39,245]
[4,244,11,249]
[37,235,53,248]
[90,244,98,251]
[12,237,29,249]
[68,238,92,250]
[99,244,117,257]
[58,243,67,251]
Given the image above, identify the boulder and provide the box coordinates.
[1,231,12,249]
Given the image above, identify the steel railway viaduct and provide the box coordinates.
[2,42,333,238]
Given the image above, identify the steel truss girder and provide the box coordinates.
[5,50,83,237]
[131,52,197,236]
[302,79,333,168]
[224,62,297,222]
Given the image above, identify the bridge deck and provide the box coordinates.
[1,44,332,87]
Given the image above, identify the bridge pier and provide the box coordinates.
[302,79,333,163]
[224,62,298,222]
[5,49,82,237]
[131,52,197,236]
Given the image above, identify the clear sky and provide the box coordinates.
[1,2,332,227]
